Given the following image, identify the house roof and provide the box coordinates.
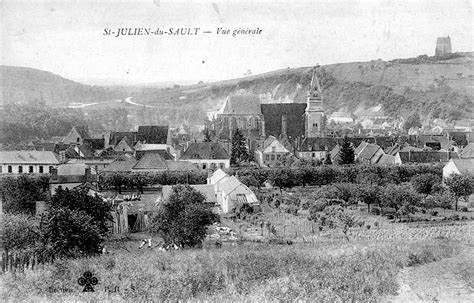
[209,168,228,184]
[220,175,243,194]
[180,142,230,160]
[460,143,474,159]
[135,150,174,161]
[220,95,261,115]
[133,153,168,170]
[57,163,87,176]
[109,132,138,146]
[83,138,105,150]
[78,144,96,158]
[187,184,217,203]
[354,141,369,155]
[137,126,169,144]
[377,154,396,165]
[451,158,474,175]
[135,144,171,151]
[73,126,90,139]
[0,151,59,164]
[261,103,306,139]
[358,143,382,160]
[165,160,199,171]
[263,138,290,153]
[101,158,138,172]
[399,151,453,163]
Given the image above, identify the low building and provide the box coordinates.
[460,143,474,159]
[443,158,474,179]
[62,126,90,145]
[355,142,385,164]
[0,151,59,174]
[255,136,292,167]
[376,153,402,165]
[180,142,230,170]
[49,163,97,195]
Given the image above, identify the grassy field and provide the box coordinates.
[0,237,465,302]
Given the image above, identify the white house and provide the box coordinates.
[255,136,292,167]
[180,142,230,171]
[0,151,59,174]
[443,158,474,179]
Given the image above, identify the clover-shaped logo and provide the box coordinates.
[77,271,98,292]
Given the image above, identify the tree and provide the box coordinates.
[411,173,442,196]
[445,174,474,211]
[381,184,420,218]
[309,205,355,241]
[338,136,355,165]
[230,128,249,166]
[355,183,382,213]
[150,185,219,247]
[1,175,49,215]
[268,168,295,194]
[403,112,422,131]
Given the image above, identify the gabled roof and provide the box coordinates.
[330,144,341,159]
[460,143,474,159]
[0,151,60,164]
[109,131,138,146]
[114,136,134,152]
[137,126,169,144]
[451,158,474,175]
[133,153,168,170]
[180,142,230,160]
[78,144,96,158]
[377,154,396,165]
[358,143,382,160]
[220,176,243,194]
[209,168,228,184]
[355,141,369,155]
[263,138,290,154]
[73,126,90,139]
[220,95,261,115]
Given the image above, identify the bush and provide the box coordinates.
[461,206,468,212]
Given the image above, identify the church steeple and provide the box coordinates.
[305,65,326,138]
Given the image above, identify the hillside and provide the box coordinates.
[0,66,123,106]
[130,52,473,121]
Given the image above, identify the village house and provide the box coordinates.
[355,142,385,164]
[460,143,474,159]
[255,136,293,167]
[207,169,259,213]
[0,151,59,174]
[49,163,97,195]
[101,152,197,173]
[67,158,115,173]
[179,142,230,171]
[443,158,474,179]
[62,126,90,145]
[376,153,402,165]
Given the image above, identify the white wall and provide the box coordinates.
[0,164,55,174]
[185,159,230,170]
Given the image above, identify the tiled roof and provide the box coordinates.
[261,103,306,139]
[220,176,243,194]
[358,143,382,160]
[220,95,261,115]
[452,158,474,175]
[109,132,138,146]
[330,144,341,159]
[165,160,198,171]
[354,141,369,155]
[377,154,396,165]
[78,144,96,158]
[180,142,230,160]
[135,150,174,161]
[460,143,474,159]
[0,151,59,164]
[133,153,168,170]
[101,158,138,172]
[74,126,91,139]
[137,126,169,144]
[399,151,452,163]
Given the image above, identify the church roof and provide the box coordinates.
[261,103,306,139]
[220,95,261,115]
[137,126,169,144]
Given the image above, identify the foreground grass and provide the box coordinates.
[1,239,461,302]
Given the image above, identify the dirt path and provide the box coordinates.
[384,245,474,302]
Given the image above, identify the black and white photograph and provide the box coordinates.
[0,0,473,301]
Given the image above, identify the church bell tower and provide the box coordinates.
[305,66,326,138]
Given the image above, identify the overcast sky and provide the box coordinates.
[1,0,472,84]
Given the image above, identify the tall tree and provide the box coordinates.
[403,112,422,131]
[230,128,249,166]
[203,128,212,142]
[338,136,355,165]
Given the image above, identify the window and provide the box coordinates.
[193,154,200,159]
[29,166,34,173]
[77,137,80,143]
[211,163,217,169]
[271,155,275,160]
[265,154,269,160]
[39,166,43,173]
[210,153,216,159]
[202,163,207,170]
[313,123,318,129]
[312,153,316,157]
[272,146,276,153]
[219,163,224,169]
[8,166,12,173]
[0,166,2,173]
[49,166,53,173]
[18,166,23,173]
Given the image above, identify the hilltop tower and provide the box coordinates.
[305,66,326,138]
[435,36,452,57]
